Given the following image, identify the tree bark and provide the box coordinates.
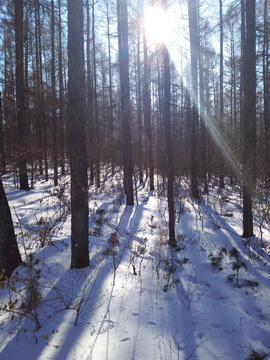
[242,0,256,238]
[136,3,143,184]
[106,1,115,176]
[0,177,22,279]
[0,93,6,174]
[219,0,225,189]
[188,0,199,199]
[51,0,58,186]
[117,0,134,205]
[143,0,154,191]
[58,0,65,176]
[162,0,175,246]
[263,0,270,183]
[86,0,95,185]
[92,0,101,188]
[68,0,89,268]
[14,0,29,191]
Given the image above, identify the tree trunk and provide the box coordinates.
[219,0,225,189]
[68,0,89,268]
[35,0,48,181]
[136,3,143,184]
[34,0,43,175]
[51,0,58,186]
[143,0,154,191]
[58,0,65,176]
[198,36,208,194]
[92,0,101,188]
[106,1,115,176]
[0,93,6,174]
[14,0,29,191]
[117,0,134,205]
[162,0,175,246]
[0,177,22,279]
[242,0,256,238]
[240,0,246,149]
[263,0,270,183]
[188,0,199,199]
[86,0,95,185]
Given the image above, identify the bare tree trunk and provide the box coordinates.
[106,1,115,176]
[117,0,134,205]
[263,0,270,183]
[188,0,199,199]
[92,0,101,188]
[240,0,246,149]
[86,0,94,185]
[136,2,143,184]
[34,0,43,175]
[68,0,89,268]
[36,0,48,181]
[14,0,29,191]
[51,0,58,186]
[198,32,208,193]
[0,93,6,174]
[58,0,65,176]
[0,177,22,279]
[219,0,225,189]
[143,0,154,191]
[162,0,175,246]
[242,0,256,238]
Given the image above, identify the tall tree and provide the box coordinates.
[57,0,65,176]
[51,0,58,186]
[162,0,175,246]
[86,0,95,185]
[117,0,134,205]
[34,0,48,181]
[263,0,270,183]
[136,1,143,184]
[14,0,29,190]
[0,177,22,279]
[219,0,225,189]
[240,0,246,146]
[92,0,101,188]
[106,0,115,175]
[142,0,154,191]
[242,0,256,238]
[68,0,89,268]
[198,22,208,194]
[0,93,6,174]
[188,0,199,199]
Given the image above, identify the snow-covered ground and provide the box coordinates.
[0,173,270,360]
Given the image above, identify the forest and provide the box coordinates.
[0,0,270,359]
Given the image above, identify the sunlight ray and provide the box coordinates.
[146,1,248,194]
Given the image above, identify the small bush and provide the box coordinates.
[246,346,269,360]
[208,247,227,271]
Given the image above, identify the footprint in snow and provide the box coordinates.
[132,312,139,317]
[210,323,222,329]
[100,319,116,334]
[197,332,204,339]
[120,337,131,342]
[148,320,157,326]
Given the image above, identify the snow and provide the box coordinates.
[0,174,270,360]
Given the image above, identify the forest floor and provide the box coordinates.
[0,172,270,360]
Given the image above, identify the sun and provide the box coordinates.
[143,2,191,81]
[144,6,173,45]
